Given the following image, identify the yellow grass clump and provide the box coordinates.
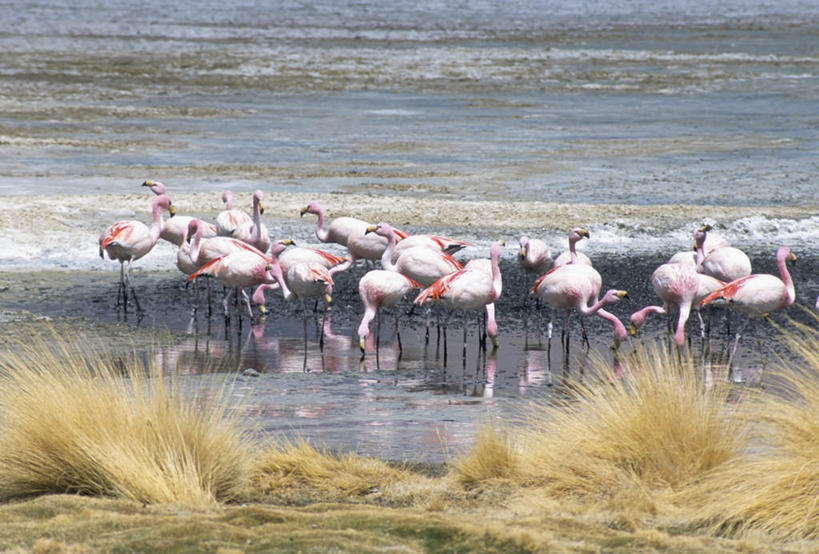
[686,315,819,539]
[453,344,749,515]
[0,329,252,505]
[249,439,416,502]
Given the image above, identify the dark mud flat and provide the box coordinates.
[0,253,817,461]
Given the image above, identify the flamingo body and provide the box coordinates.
[358,270,421,350]
[215,190,253,237]
[518,236,552,275]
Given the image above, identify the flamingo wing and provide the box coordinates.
[414,269,467,305]
[699,275,756,307]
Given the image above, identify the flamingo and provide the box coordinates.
[187,250,284,319]
[252,240,346,315]
[300,201,370,247]
[392,234,472,261]
[694,225,751,282]
[699,245,797,380]
[530,261,623,371]
[233,190,270,253]
[141,179,217,245]
[215,190,253,237]
[371,222,463,286]
[552,228,593,267]
[98,193,176,311]
[628,258,699,348]
[518,236,552,275]
[357,270,422,359]
[414,240,504,357]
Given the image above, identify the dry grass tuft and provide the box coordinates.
[249,439,414,502]
[453,343,748,517]
[0,329,252,505]
[686,316,819,539]
[452,424,521,487]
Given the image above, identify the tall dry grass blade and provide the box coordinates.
[0,327,253,505]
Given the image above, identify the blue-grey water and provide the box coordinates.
[0,0,818,462]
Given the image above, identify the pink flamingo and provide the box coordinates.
[215,190,253,237]
[187,219,271,267]
[699,245,797,380]
[233,190,270,253]
[357,270,422,360]
[142,180,217,245]
[372,222,463,286]
[552,227,593,267]
[392,234,472,261]
[628,259,699,348]
[252,240,344,315]
[99,193,176,311]
[187,250,285,320]
[300,201,370,247]
[414,240,504,359]
[694,225,751,282]
[518,236,552,275]
[530,260,625,372]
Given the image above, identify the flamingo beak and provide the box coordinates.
[169,205,177,217]
[299,206,308,217]
[790,253,797,264]
[365,225,378,234]
[324,294,333,305]
[141,180,153,188]
[629,324,637,336]
[359,338,366,352]
[617,290,629,299]
[499,239,506,246]
[579,229,590,238]
[283,238,294,246]
[258,304,266,315]
[492,337,499,350]
[519,247,527,257]
[259,202,265,215]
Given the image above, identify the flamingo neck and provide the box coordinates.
[674,301,693,347]
[313,207,328,242]
[358,305,376,340]
[777,249,796,305]
[569,237,579,264]
[577,293,615,316]
[252,198,262,242]
[380,230,397,271]
[223,191,233,210]
[490,249,502,300]
[189,224,203,263]
[630,305,667,330]
[150,201,165,244]
[268,258,294,301]
[596,308,627,347]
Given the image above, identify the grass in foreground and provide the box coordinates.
[3,324,819,551]
[0,329,251,505]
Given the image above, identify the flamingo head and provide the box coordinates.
[776,245,796,266]
[603,289,629,305]
[141,180,165,195]
[252,286,267,314]
[368,222,394,239]
[490,239,505,260]
[518,236,530,258]
[629,310,646,335]
[154,194,176,217]
[569,227,589,245]
[693,224,712,247]
[253,190,265,214]
[185,218,202,242]
[221,190,233,207]
[300,201,321,217]
[269,238,294,257]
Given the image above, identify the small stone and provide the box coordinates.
[242,368,261,377]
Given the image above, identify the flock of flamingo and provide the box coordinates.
[97,181,808,377]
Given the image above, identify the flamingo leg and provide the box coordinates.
[579,316,590,351]
[463,312,468,362]
[562,310,571,373]
[394,309,403,355]
[241,288,253,320]
[375,308,381,369]
[115,262,125,309]
[126,260,142,313]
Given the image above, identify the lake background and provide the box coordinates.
[0,0,817,461]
